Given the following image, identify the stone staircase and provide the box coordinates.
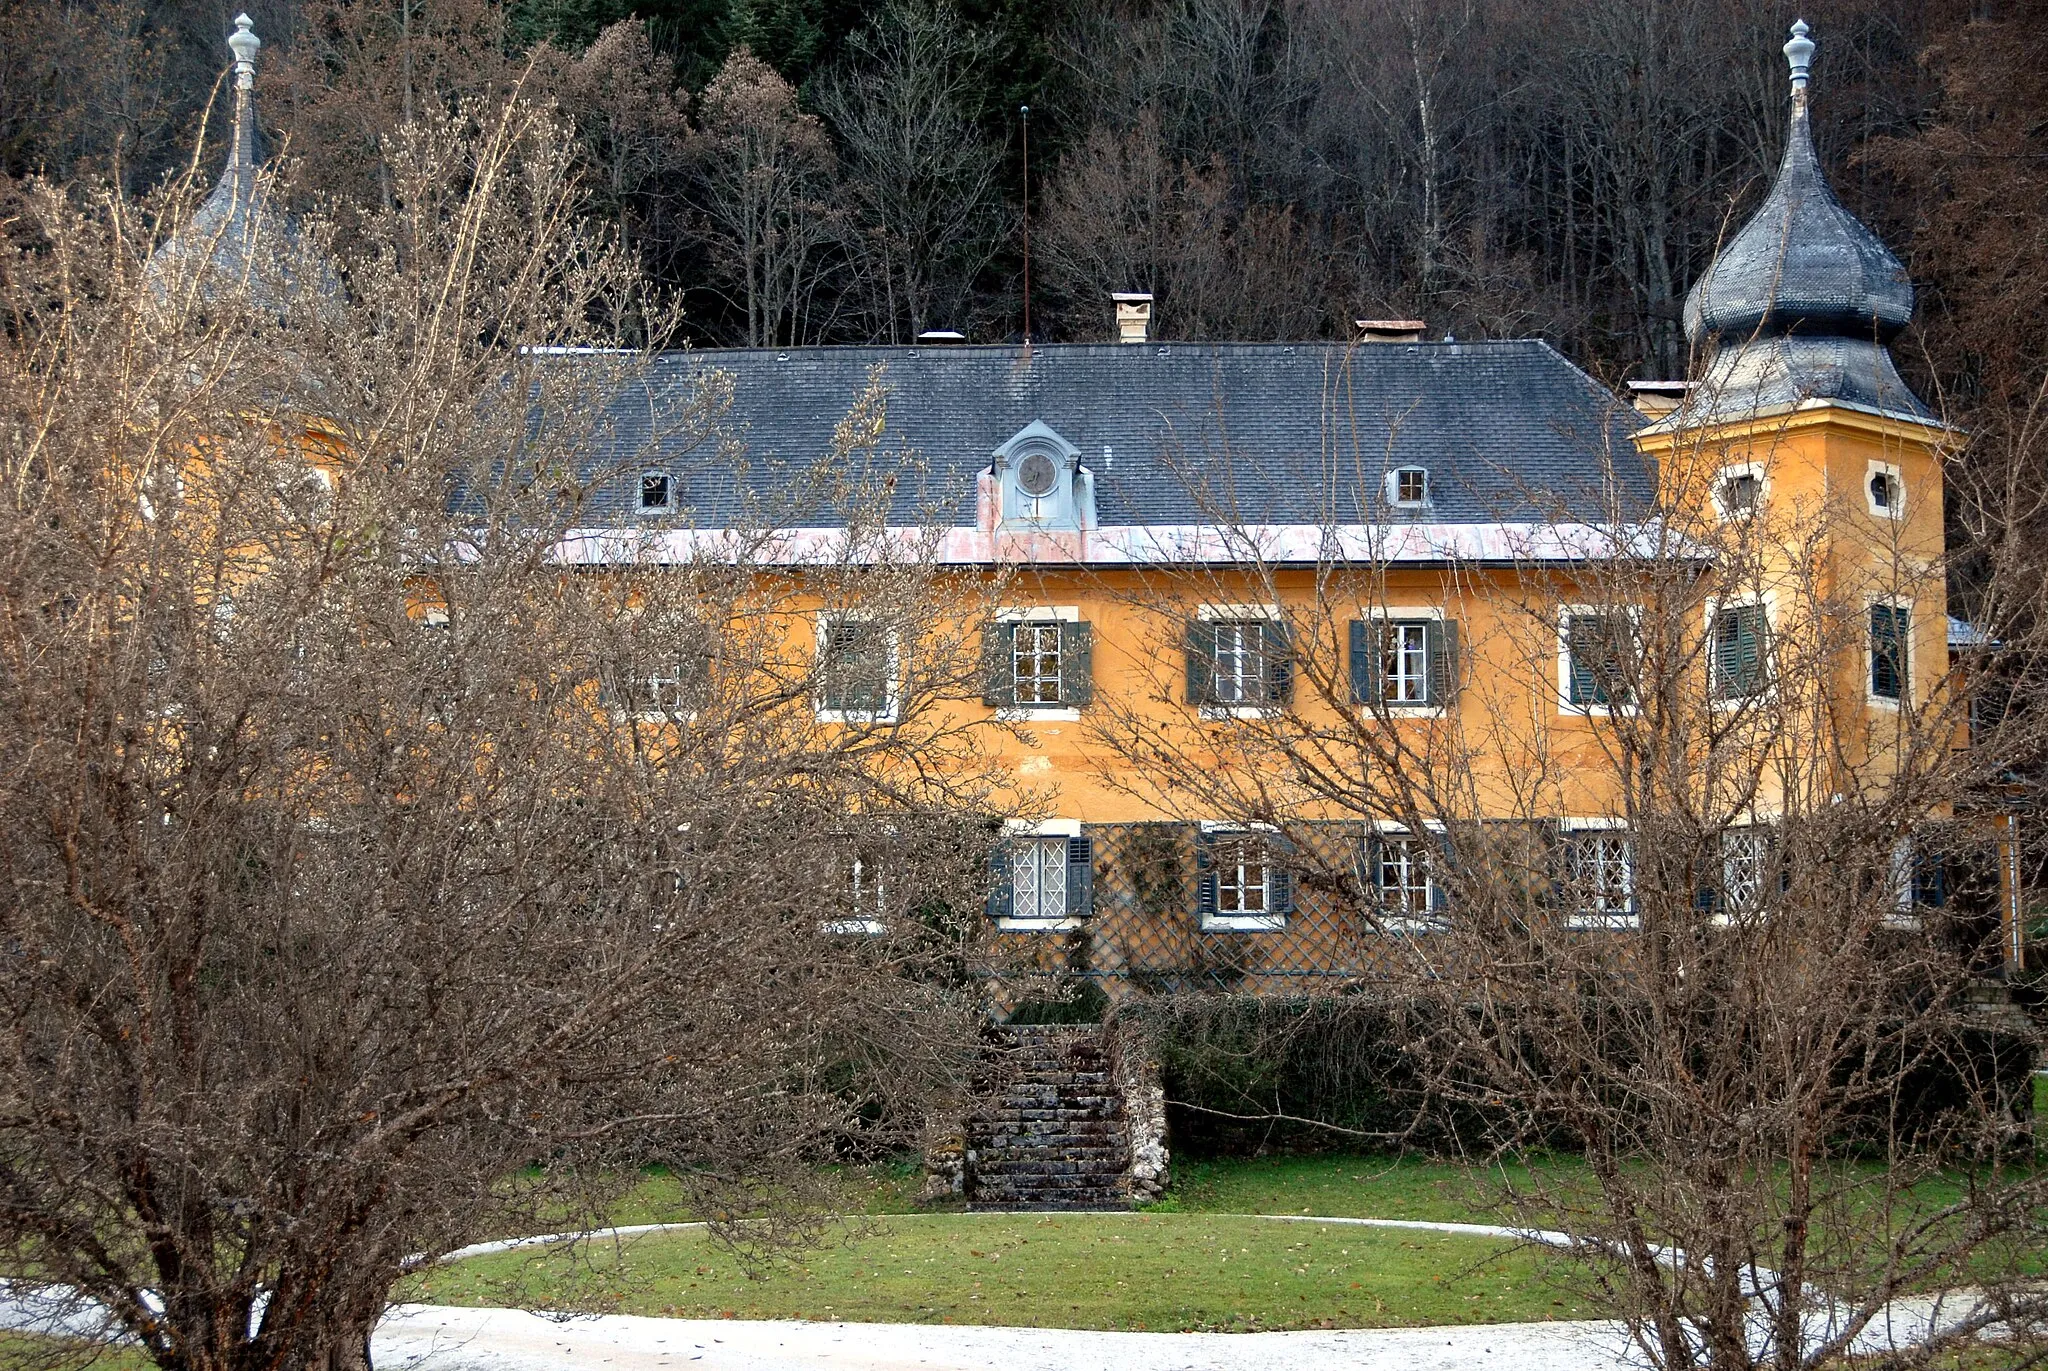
[966,1024,1131,1210]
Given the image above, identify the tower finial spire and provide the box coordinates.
[228,14,260,92]
[1784,19,1814,97]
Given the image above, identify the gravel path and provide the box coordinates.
[373,1301,1646,1371]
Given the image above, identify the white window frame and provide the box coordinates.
[815,614,901,724]
[1706,593,1774,706]
[1715,460,1767,521]
[639,469,675,515]
[1866,596,1911,710]
[1562,818,1638,929]
[1387,466,1431,509]
[1864,461,1905,520]
[1362,606,1447,716]
[823,854,889,936]
[1200,819,1284,932]
[994,605,1082,721]
[604,663,702,724]
[997,817,1084,931]
[1197,602,1284,721]
[1371,824,1445,932]
[1557,606,1641,717]
[1718,825,1774,924]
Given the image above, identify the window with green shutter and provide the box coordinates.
[1870,604,1909,702]
[1565,612,1634,708]
[819,617,894,719]
[1192,617,1292,709]
[1711,603,1768,699]
[983,617,1094,710]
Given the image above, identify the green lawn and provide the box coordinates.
[414,1211,1584,1331]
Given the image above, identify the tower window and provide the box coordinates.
[640,471,674,512]
[1866,465,1903,519]
[1722,471,1760,515]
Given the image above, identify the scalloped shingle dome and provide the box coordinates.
[1682,95,1913,346]
[147,15,336,311]
[1671,22,1932,427]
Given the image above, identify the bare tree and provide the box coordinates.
[685,46,845,347]
[811,0,1005,343]
[0,91,1006,1371]
[1080,378,2048,1367]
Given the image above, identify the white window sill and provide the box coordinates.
[1566,913,1640,930]
[1374,916,1449,934]
[1867,695,1903,711]
[1201,915,1286,932]
[998,706,1082,723]
[1558,701,1638,718]
[996,917,1083,933]
[612,709,700,724]
[821,918,886,936]
[816,708,900,725]
[1201,705,1278,721]
[1360,702,1445,718]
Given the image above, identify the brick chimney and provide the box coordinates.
[1113,293,1153,344]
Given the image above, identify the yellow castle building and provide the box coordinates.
[168,16,2008,1000]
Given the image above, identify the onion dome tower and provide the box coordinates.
[148,15,335,310]
[1677,21,1932,425]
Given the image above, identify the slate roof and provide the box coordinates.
[579,340,1648,531]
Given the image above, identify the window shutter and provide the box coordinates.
[981,620,1016,707]
[1738,609,1763,692]
[1185,621,1215,706]
[1061,621,1094,706]
[1428,858,1450,917]
[1348,620,1376,705]
[1427,619,1459,706]
[1066,835,1094,918]
[1268,833,1296,917]
[1363,835,1384,895]
[1567,616,1603,705]
[984,839,1014,921]
[1262,619,1295,705]
[1194,828,1217,921]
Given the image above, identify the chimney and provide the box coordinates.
[1626,380,1693,418]
[1112,293,1153,344]
[1353,319,1427,344]
[917,330,968,344]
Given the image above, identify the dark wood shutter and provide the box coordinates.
[981,620,1017,707]
[1348,620,1376,704]
[1426,619,1459,706]
[984,838,1013,921]
[1194,828,1217,920]
[1185,621,1215,706]
[1267,833,1296,918]
[1061,621,1094,706]
[1065,835,1094,918]
[1262,620,1295,705]
[1871,605,1908,700]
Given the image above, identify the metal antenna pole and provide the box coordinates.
[1020,104,1031,345]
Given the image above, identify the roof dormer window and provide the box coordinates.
[1388,466,1430,508]
[640,470,674,514]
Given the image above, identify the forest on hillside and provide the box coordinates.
[1,0,2041,437]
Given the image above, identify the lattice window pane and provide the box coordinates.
[1012,622,1063,705]
[1212,622,1266,705]
[1011,838,1068,921]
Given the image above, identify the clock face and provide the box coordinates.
[1017,451,1059,498]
